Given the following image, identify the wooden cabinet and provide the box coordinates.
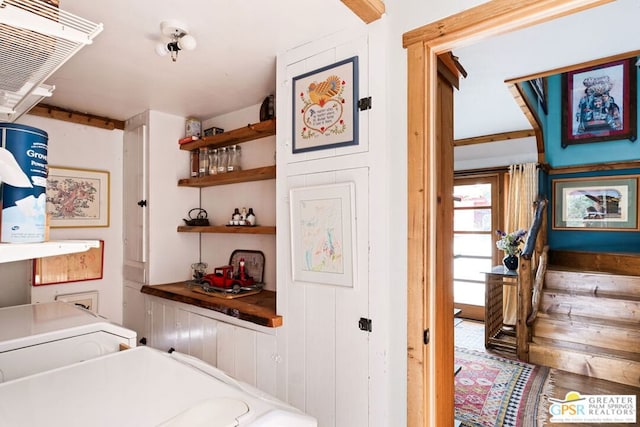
[144,294,278,395]
[177,119,276,235]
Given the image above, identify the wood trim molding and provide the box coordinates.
[340,0,385,24]
[505,49,640,84]
[547,160,640,175]
[28,104,125,130]
[549,250,640,276]
[454,129,535,146]
[508,83,546,163]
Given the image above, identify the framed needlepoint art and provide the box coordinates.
[292,56,359,153]
[561,58,637,148]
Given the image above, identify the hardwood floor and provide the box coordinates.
[455,319,639,427]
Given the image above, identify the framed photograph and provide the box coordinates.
[292,56,359,153]
[529,77,547,115]
[34,240,105,285]
[561,58,637,148]
[552,175,639,230]
[55,291,99,313]
[46,166,110,228]
[290,182,356,287]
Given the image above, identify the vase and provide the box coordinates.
[503,254,518,271]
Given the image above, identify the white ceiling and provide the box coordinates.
[44,0,363,122]
[34,0,640,138]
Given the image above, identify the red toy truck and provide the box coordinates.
[200,260,254,291]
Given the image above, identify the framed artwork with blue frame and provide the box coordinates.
[292,56,358,153]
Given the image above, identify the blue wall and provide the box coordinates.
[527,61,640,253]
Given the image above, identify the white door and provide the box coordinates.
[279,32,371,426]
[123,124,147,336]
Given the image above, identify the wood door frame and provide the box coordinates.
[402,1,613,425]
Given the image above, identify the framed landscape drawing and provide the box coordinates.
[292,56,359,153]
[290,182,356,287]
[552,175,639,230]
[46,166,110,228]
[561,58,637,147]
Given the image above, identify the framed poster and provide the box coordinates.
[34,240,105,285]
[292,56,358,153]
[46,166,110,228]
[529,77,548,115]
[552,175,639,230]
[290,182,356,287]
[561,58,637,148]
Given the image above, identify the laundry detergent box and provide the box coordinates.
[0,123,48,243]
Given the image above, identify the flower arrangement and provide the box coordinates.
[496,229,527,256]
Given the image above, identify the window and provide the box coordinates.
[453,175,501,320]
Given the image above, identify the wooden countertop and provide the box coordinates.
[141,282,282,328]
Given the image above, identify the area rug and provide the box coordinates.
[455,346,550,427]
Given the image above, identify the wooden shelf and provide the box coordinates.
[178,165,276,188]
[179,119,276,151]
[178,225,276,234]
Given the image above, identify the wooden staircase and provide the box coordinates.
[528,255,640,387]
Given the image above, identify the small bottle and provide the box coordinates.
[232,208,241,222]
[190,150,199,177]
[208,149,218,175]
[217,147,228,174]
[239,257,246,280]
[198,147,208,177]
[246,208,256,226]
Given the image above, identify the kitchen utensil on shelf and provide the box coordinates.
[183,208,209,226]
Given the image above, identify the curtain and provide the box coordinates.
[503,163,538,325]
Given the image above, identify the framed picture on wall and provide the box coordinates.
[46,166,110,228]
[289,182,356,287]
[529,77,548,115]
[33,240,105,285]
[292,56,359,153]
[552,175,640,231]
[561,58,637,148]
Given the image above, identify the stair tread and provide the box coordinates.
[541,287,640,302]
[535,311,639,329]
[531,337,640,362]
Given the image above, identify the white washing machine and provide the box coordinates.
[0,345,317,427]
[0,301,137,382]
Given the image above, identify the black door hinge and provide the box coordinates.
[423,329,430,345]
[137,200,147,207]
[358,97,372,111]
[358,317,372,332]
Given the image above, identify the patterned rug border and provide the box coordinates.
[455,346,551,427]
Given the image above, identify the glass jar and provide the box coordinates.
[190,150,199,177]
[208,149,218,175]
[217,147,228,174]
[198,147,208,177]
[227,145,241,172]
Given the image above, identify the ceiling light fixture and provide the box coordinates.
[155,20,196,62]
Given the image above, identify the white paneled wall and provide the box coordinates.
[145,295,278,394]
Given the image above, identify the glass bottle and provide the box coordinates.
[190,150,199,177]
[208,149,218,175]
[246,208,256,226]
[217,147,228,174]
[198,147,208,177]
[228,145,242,172]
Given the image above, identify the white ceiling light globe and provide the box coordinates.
[155,43,169,57]
[178,34,197,51]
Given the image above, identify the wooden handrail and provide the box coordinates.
[521,197,547,260]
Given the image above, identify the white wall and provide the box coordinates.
[16,115,125,323]
[146,111,200,285]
